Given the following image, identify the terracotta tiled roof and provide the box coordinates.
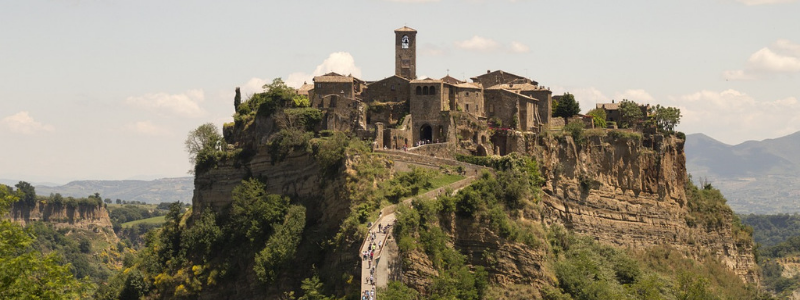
[596,103,619,110]
[314,73,354,83]
[441,75,464,84]
[297,83,313,94]
[454,82,481,89]
[395,26,417,32]
[486,82,539,91]
[410,78,441,83]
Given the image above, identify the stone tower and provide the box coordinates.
[395,26,417,80]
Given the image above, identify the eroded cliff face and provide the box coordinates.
[532,133,757,283]
[6,202,112,230]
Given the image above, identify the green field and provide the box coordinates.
[425,174,465,193]
[121,215,166,228]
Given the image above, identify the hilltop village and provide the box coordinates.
[294,26,575,156]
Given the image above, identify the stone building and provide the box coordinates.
[296,26,558,156]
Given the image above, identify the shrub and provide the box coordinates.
[564,120,585,145]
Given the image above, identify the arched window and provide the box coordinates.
[423,86,429,95]
[416,86,422,95]
[429,86,436,95]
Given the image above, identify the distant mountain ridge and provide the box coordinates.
[34,177,194,204]
[685,132,800,214]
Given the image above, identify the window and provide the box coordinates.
[429,86,436,95]
[391,85,395,91]
[466,92,470,96]
[416,86,422,95]
[466,104,470,112]
[423,86,429,95]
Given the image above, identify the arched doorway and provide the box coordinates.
[420,124,432,144]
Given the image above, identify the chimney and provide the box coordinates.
[487,70,490,74]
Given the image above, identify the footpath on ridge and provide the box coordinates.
[358,149,487,299]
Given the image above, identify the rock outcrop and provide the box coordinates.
[6,201,112,230]
[532,133,757,283]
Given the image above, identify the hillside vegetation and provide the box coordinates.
[89,80,769,299]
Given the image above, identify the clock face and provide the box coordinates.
[402,35,409,49]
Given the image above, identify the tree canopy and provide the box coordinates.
[586,108,607,129]
[0,185,93,298]
[184,123,223,173]
[553,93,580,119]
[650,104,681,132]
[618,99,643,129]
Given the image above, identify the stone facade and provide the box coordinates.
[395,27,417,80]
[301,26,557,156]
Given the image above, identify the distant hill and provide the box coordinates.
[685,132,800,214]
[35,177,194,204]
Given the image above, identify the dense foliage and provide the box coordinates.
[618,99,643,129]
[741,214,800,247]
[586,108,607,129]
[563,119,586,145]
[684,178,753,248]
[0,184,94,299]
[649,104,682,132]
[553,93,580,119]
[96,180,307,299]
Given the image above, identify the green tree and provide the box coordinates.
[14,181,36,206]
[234,87,242,110]
[298,274,330,300]
[619,99,643,129]
[651,105,681,132]
[0,184,93,298]
[184,123,223,172]
[564,120,586,145]
[586,108,607,128]
[292,95,310,108]
[554,93,580,119]
[254,205,306,283]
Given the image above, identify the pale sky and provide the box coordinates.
[1,0,798,184]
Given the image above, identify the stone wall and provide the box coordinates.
[485,89,519,129]
[523,89,552,126]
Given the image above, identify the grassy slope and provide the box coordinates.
[121,215,166,228]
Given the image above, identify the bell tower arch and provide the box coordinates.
[395,26,417,80]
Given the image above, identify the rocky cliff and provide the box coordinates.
[6,201,112,230]
[532,132,757,283]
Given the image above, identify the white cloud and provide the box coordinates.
[239,77,270,98]
[454,36,500,52]
[285,52,362,88]
[509,41,530,53]
[665,89,800,144]
[550,86,610,111]
[613,89,656,104]
[124,120,170,136]
[736,0,797,5]
[721,69,755,81]
[125,89,206,118]
[773,39,800,56]
[0,111,54,134]
[724,39,800,80]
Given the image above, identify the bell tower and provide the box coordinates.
[395,26,417,80]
